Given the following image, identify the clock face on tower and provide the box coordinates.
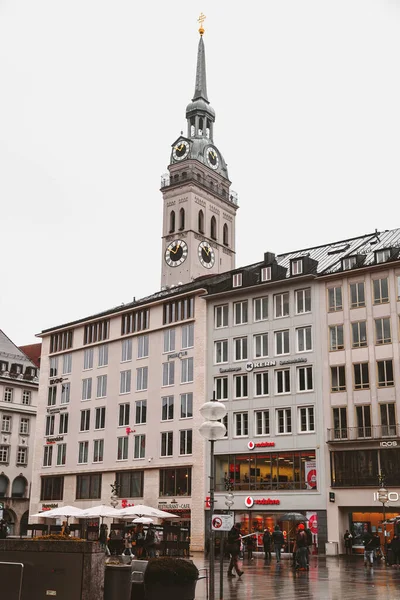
[172,141,190,161]
[165,240,188,267]
[206,146,219,170]
[198,241,215,269]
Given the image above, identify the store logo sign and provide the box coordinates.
[373,492,400,502]
[247,441,275,450]
[380,441,397,447]
[246,361,276,372]
[245,496,280,508]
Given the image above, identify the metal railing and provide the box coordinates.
[327,425,400,442]
[160,172,239,206]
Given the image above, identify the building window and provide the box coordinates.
[93,407,105,430]
[179,430,193,455]
[297,366,313,392]
[47,386,56,406]
[373,278,389,304]
[349,282,365,308]
[45,415,55,437]
[275,330,289,355]
[98,344,109,367]
[182,324,194,349]
[377,359,394,387]
[162,362,175,386]
[234,337,248,361]
[120,370,132,394]
[43,446,53,467]
[50,357,58,378]
[122,309,150,335]
[179,207,185,231]
[80,409,90,432]
[181,357,194,383]
[299,406,314,433]
[254,333,268,358]
[253,297,268,322]
[330,325,344,351]
[333,407,347,439]
[276,408,292,434]
[180,393,193,418]
[198,209,204,234]
[83,348,94,370]
[255,410,270,436]
[296,326,312,352]
[351,321,367,348]
[50,330,73,354]
[78,441,89,464]
[96,375,107,398]
[356,405,371,438]
[276,369,291,394]
[135,400,147,424]
[161,432,173,456]
[234,412,248,437]
[93,440,104,463]
[63,353,72,375]
[342,256,356,270]
[137,335,149,359]
[19,418,29,435]
[59,412,69,434]
[376,249,391,264]
[3,388,13,403]
[380,403,396,437]
[159,467,191,497]
[295,288,311,314]
[0,446,9,463]
[83,319,110,345]
[223,223,229,246]
[215,377,228,400]
[215,305,228,328]
[291,259,303,275]
[328,286,343,312]
[164,329,176,353]
[57,443,67,466]
[163,297,194,325]
[81,378,92,401]
[134,434,146,459]
[274,293,289,318]
[354,363,370,390]
[398,275,400,300]
[375,318,391,345]
[1,416,11,432]
[254,372,269,396]
[232,273,242,288]
[117,436,129,461]
[119,403,130,427]
[210,215,217,240]
[331,366,346,392]
[22,390,31,405]
[121,339,132,362]
[234,300,248,325]
[215,340,228,364]
[61,382,70,405]
[162,396,174,421]
[234,374,248,399]
[40,476,64,501]
[76,474,101,499]
[116,470,144,497]
[261,267,271,282]
[169,210,175,233]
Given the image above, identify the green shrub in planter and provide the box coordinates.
[144,557,199,600]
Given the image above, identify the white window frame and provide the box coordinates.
[161,396,174,421]
[62,353,72,375]
[180,393,193,419]
[328,286,343,312]
[4,388,13,403]
[234,412,249,437]
[274,292,289,318]
[93,439,104,463]
[331,365,346,392]
[261,266,271,282]
[134,434,146,459]
[17,447,28,465]
[80,409,90,432]
[295,288,311,314]
[163,329,176,353]
[296,326,312,352]
[214,377,228,401]
[275,330,290,356]
[182,324,194,349]
[351,321,367,348]
[117,436,128,461]
[118,403,130,427]
[232,273,242,288]
[61,382,70,405]
[0,446,9,463]
[162,361,175,386]
[98,344,109,367]
[49,357,58,378]
[255,410,270,436]
[95,406,106,430]
[215,340,228,364]
[135,400,147,425]
[349,282,365,308]
[254,333,268,358]
[22,390,31,405]
[354,362,370,390]
[329,324,344,351]
[43,445,53,467]
[179,429,193,456]
[82,378,92,401]
[275,369,291,394]
[373,277,389,304]
[78,440,89,464]
[19,418,29,435]
[45,415,55,437]
[121,338,132,362]
[136,367,148,391]
[83,348,94,371]
[254,371,269,397]
[253,297,268,322]
[375,317,391,345]
[298,406,315,433]
[181,357,194,383]
[276,408,292,435]
[233,374,248,399]
[233,301,248,325]
[120,370,132,394]
[234,337,248,362]
[161,431,173,457]
[376,249,391,264]
[57,443,67,466]
[377,359,394,388]
[342,256,356,270]
[1,415,11,433]
[137,335,149,359]
[214,305,229,328]
[291,259,303,275]
[96,375,107,398]
[297,365,313,392]
[59,412,69,434]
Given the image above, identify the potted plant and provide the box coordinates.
[144,557,199,600]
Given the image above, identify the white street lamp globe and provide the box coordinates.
[378,487,389,504]
[199,420,226,441]
[200,401,227,422]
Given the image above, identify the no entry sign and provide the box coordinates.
[211,514,234,531]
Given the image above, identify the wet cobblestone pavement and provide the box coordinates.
[192,555,400,599]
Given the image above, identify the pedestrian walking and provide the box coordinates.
[145,523,157,559]
[246,533,255,560]
[124,528,133,557]
[295,524,308,571]
[272,525,284,563]
[263,528,272,561]
[227,523,244,578]
[344,530,353,556]
[390,534,400,567]
[363,531,374,567]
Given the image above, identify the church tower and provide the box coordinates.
[160,19,238,288]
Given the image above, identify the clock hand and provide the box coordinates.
[171,244,181,254]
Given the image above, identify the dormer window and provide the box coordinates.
[375,249,391,264]
[342,256,357,270]
[25,366,37,379]
[291,259,303,276]
[10,364,22,375]
[261,267,272,282]
[0,361,8,372]
[232,273,242,288]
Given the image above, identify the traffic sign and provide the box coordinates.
[211,514,234,531]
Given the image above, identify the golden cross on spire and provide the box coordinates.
[198,12,206,36]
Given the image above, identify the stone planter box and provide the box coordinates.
[0,539,104,600]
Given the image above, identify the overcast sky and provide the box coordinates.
[1,1,400,345]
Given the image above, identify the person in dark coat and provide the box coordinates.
[390,534,400,567]
[227,523,244,578]
[295,524,308,570]
[272,525,284,563]
[344,530,353,556]
[363,531,374,566]
[263,528,272,561]
[246,533,255,560]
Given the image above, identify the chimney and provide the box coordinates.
[264,252,275,264]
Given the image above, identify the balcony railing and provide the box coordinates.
[327,425,400,442]
[160,172,239,206]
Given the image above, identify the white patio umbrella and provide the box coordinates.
[80,505,122,519]
[116,504,179,519]
[30,505,85,523]
[132,517,154,524]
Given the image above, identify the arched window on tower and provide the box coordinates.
[210,215,217,241]
[190,117,195,137]
[169,210,176,233]
[206,119,210,139]
[198,209,204,234]
[179,208,185,231]
[198,117,203,136]
[223,223,229,246]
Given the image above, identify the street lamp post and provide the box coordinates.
[377,473,389,565]
[199,396,227,600]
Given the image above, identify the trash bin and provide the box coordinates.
[131,560,148,600]
[104,564,132,600]
[325,541,339,556]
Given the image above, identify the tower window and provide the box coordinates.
[179,208,185,231]
[169,211,175,233]
[210,216,217,240]
[198,210,204,234]
[223,223,229,246]
[198,117,203,136]
[190,118,195,137]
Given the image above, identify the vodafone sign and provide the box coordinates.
[245,496,280,508]
[247,441,275,450]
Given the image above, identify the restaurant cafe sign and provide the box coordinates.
[158,502,191,511]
